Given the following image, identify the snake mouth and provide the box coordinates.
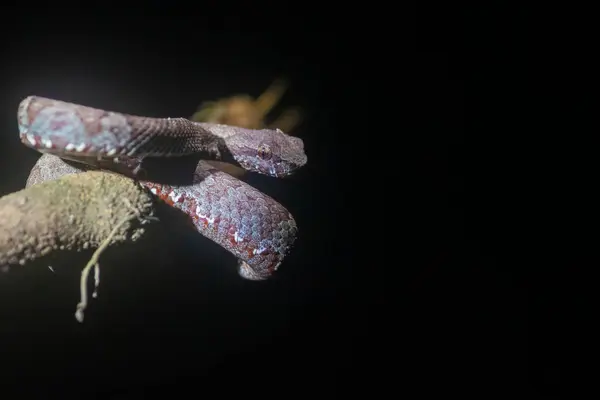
[232,153,298,178]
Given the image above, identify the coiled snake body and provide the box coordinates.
[18,96,307,280]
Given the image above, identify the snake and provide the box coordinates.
[17,96,307,280]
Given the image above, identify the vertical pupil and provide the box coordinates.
[259,146,268,158]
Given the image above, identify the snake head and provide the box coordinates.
[225,127,307,177]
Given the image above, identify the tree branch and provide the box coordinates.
[0,164,161,321]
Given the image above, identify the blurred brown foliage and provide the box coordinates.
[190,78,303,179]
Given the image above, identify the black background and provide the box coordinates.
[0,5,566,398]
[0,9,365,398]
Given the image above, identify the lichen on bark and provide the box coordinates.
[0,170,155,269]
[0,166,161,321]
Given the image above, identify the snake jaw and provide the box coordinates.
[231,152,288,178]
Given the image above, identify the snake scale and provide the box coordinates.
[17,96,307,280]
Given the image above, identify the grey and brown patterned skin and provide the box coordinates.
[19,96,307,280]
[18,96,307,177]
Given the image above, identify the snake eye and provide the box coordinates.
[257,143,272,160]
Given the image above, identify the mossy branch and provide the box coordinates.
[0,166,158,321]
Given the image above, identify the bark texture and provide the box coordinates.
[0,170,156,270]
